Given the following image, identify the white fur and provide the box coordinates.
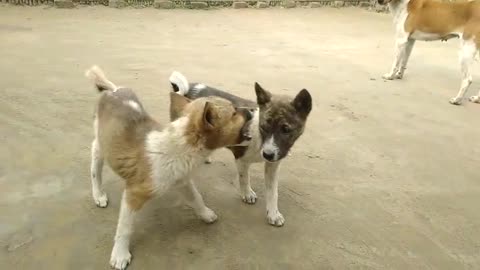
[384,0,479,105]
[383,0,412,80]
[264,161,284,226]
[146,117,212,193]
[110,191,134,270]
[91,116,108,208]
[193,83,206,90]
[261,136,280,161]
[410,31,443,41]
[169,71,190,96]
[236,160,256,204]
[85,65,119,92]
[123,100,141,112]
[451,39,477,104]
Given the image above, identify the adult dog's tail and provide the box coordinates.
[169,71,190,96]
[85,65,118,92]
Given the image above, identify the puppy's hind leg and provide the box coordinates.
[110,190,151,270]
[451,39,476,105]
[91,117,108,208]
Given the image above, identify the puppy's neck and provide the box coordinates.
[147,117,212,160]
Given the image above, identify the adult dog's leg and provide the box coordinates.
[383,35,410,80]
[468,45,480,103]
[110,190,150,270]
[236,159,256,204]
[395,39,416,79]
[264,161,283,227]
[451,39,477,105]
[178,178,218,223]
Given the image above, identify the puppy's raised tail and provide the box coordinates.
[85,65,118,92]
[169,71,189,96]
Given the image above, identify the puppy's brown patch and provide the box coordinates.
[170,92,252,150]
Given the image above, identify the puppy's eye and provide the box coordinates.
[232,112,237,118]
[281,124,291,134]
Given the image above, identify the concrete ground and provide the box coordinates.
[1,5,480,270]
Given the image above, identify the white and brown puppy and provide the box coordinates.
[379,0,480,105]
[169,72,312,227]
[85,66,252,270]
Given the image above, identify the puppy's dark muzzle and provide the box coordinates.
[377,0,386,4]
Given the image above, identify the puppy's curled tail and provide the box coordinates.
[169,71,189,96]
[85,65,118,92]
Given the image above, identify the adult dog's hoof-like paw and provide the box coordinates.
[94,192,108,208]
[393,72,403,79]
[382,73,395,80]
[204,157,212,164]
[449,97,463,105]
[199,207,218,224]
[110,248,132,270]
[241,188,257,204]
[469,96,480,103]
[267,211,285,227]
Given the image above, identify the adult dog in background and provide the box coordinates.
[169,72,312,226]
[85,66,252,269]
[378,0,480,105]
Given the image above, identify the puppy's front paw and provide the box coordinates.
[110,246,132,270]
[267,210,285,227]
[241,188,257,204]
[93,192,108,208]
[469,96,480,103]
[449,97,463,105]
[199,207,218,224]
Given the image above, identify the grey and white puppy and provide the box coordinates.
[169,72,312,226]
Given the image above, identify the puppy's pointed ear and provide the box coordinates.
[255,82,272,106]
[169,92,191,121]
[202,101,216,130]
[292,89,312,119]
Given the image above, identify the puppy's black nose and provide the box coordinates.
[244,108,253,122]
[262,151,275,161]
